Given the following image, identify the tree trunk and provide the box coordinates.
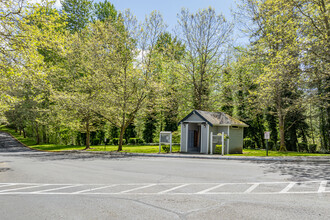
[43,125,47,144]
[35,122,40,145]
[118,127,125,151]
[278,113,287,152]
[85,118,90,150]
[23,128,26,138]
[309,103,315,144]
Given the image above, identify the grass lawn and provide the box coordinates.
[231,149,329,157]
[0,125,180,153]
[31,144,181,153]
[1,125,328,156]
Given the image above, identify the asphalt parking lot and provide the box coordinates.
[0,132,329,220]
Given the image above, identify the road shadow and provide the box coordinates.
[250,160,330,181]
[3,151,132,161]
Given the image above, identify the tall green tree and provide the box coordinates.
[61,0,93,33]
[176,7,233,110]
[93,0,117,22]
[238,0,303,151]
[295,0,330,151]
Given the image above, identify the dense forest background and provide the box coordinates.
[0,0,329,152]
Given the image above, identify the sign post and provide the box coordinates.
[159,131,172,153]
[104,138,107,151]
[264,132,270,156]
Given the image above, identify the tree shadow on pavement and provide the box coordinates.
[251,160,330,181]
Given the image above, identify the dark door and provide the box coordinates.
[194,130,199,148]
[188,130,196,151]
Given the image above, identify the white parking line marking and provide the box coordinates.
[0,184,45,193]
[280,182,296,193]
[318,181,327,193]
[32,185,81,193]
[119,184,156,193]
[0,184,15,188]
[244,183,260,194]
[0,181,328,195]
[0,190,329,196]
[196,184,225,194]
[72,185,117,194]
[158,184,190,194]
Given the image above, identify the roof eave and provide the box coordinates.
[213,124,249,127]
[178,110,213,126]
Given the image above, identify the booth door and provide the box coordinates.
[188,130,200,152]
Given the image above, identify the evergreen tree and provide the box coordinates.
[61,0,93,33]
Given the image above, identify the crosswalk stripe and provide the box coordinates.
[158,184,190,194]
[0,184,45,193]
[244,183,260,194]
[318,181,327,193]
[119,184,156,193]
[72,185,117,194]
[32,185,81,193]
[0,181,328,195]
[280,182,296,193]
[0,184,15,188]
[196,184,225,194]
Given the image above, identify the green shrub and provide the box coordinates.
[244,138,255,149]
[308,144,317,153]
[172,131,181,143]
[128,138,142,145]
[298,142,308,152]
[162,145,170,153]
[214,145,222,154]
[92,139,100,145]
[267,141,274,150]
[112,138,126,145]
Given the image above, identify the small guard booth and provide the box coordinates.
[179,110,248,154]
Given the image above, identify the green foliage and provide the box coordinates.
[171,131,181,143]
[129,138,143,145]
[298,143,308,153]
[112,138,126,145]
[177,7,232,110]
[1,1,329,154]
[214,145,222,154]
[308,144,317,153]
[93,0,117,22]
[143,113,157,143]
[162,145,170,153]
[61,0,93,33]
[243,138,255,149]
[267,141,275,151]
[124,123,137,143]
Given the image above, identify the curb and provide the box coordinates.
[127,153,330,162]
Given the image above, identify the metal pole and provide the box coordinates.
[159,133,161,153]
[221,132,224,156]
[266,139,268,156]
[170,133,172,153]
[210,132,213,155]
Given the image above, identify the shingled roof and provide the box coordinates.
[179,110,249,127]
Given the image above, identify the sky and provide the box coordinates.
[107,0,236,31]
[103,0,248,44]
[43,0,237,31]
[30,0,247,44]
